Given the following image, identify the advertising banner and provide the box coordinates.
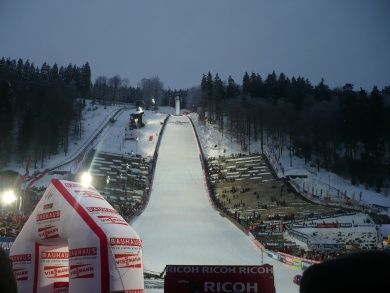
[10,253,32,283]
[164,265,275,293]
[37,246,69,293]
[257,232,283,237]
[292,257,302,269]
[315,223,338,228]
[10,179,144,293]
[0,236,15,254]
[278,252,294,266]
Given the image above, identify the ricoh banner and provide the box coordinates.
[164,264,275,293]
[10,179,144,293]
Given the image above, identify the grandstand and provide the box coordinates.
[207,154,339,222]
[289,223,380,251]
[88,151,152,219]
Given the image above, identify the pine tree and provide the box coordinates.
[277,72,288,98]
[242,72,250,96]
[264,71,277,98]
[80,62,91,98]
[226,76,239,99]
[50,63,59,81]
[253,74,264,98]
[206,72,213,121]
[40,62,51,81]
[313,78,331,101]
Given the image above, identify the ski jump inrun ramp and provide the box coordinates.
[133,115,299,292]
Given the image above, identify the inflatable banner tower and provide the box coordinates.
[10,179,144,293]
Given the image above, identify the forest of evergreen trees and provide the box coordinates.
[0,57,186,169]
[0,57,91,168]
[199,71,390,192]
[1,55,389,191]
[92,75,142,105]
[91,74,187,108]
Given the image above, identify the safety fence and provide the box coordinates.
[288,179,387,214]
[248,232,320,271]
[188,116,216,209]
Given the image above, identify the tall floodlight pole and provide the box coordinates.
[125,163,130,196]
[105,175,111,198]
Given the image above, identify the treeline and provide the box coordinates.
[92,75,188,108]
[92,75,142,104]
[162,88,188,108]
[199,71,390,191]
[0,57,91,168]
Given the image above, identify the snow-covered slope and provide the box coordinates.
[189,113,390,214]
[96,109,167,158]
[133,115,299,292]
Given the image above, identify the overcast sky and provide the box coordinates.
[1,0,389,90]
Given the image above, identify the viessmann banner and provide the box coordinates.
[164,264,275,293]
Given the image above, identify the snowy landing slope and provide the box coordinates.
[133,115,299,293]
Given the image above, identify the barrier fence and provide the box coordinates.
[188,116,215,208]
[248,232,320,271]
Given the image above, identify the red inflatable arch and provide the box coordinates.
[10,179,144,293]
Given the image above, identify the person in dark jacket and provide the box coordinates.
[0,247,17,293]
[300,250,390,293]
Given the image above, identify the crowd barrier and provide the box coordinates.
[291,223,355,229]
[249,232,320,271]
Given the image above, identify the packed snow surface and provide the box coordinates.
[96,109,167,158]
[133,115,299,292]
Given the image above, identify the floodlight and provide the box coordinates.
[2,190,17,205]
[81,172,92,188]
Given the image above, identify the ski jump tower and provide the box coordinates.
[175,96,180,115]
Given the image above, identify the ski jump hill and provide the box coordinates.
[133,115,299,292]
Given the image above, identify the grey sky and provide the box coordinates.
[1,0,389,90]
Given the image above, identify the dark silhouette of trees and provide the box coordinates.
[198,71,390,192]
[92,75,143,105]
[0,57,90,168]
[162,88,188,108]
